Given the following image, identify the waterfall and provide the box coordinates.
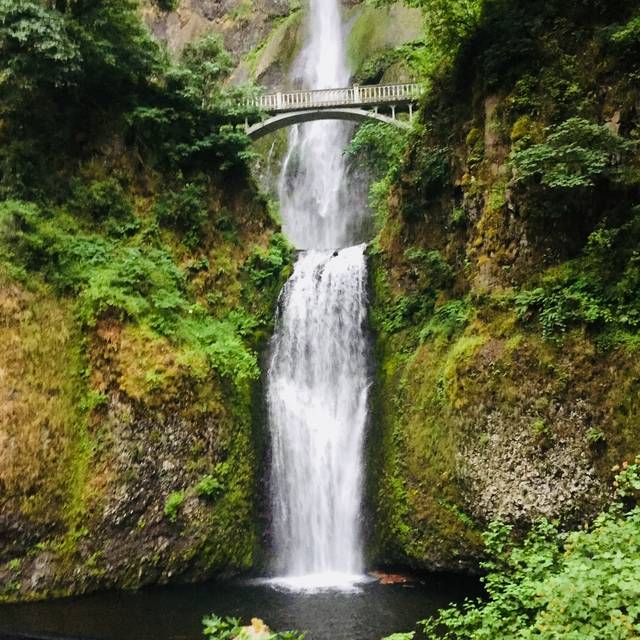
[277,0,369,250]
[266,0,371,590]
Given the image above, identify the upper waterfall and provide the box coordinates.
[277,0,370,250]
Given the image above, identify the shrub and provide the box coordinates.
[70,178,133,221]
[515,210,640,341]
[0,199,260,385]
[511,117,630,190]
[155,0,179,11]
[414,146,451,201]
[155,182,209,248]
[163,491,185,523]
[421,460,640,640]
[419,298,474,342]
[345,122,410,228]
[376,249,455,335]
[244,233,293,287]
[609,15,640,61]
[0,0,81,98]
[346,122,408,180]
[195,475,223,499]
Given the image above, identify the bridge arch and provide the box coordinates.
[246,108,410,141]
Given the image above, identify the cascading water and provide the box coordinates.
[268,246,370,587]
[277,0,369,250]
[266,0,371,590]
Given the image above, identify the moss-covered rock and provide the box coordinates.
[0,157,292,602]
[367,0,640,572]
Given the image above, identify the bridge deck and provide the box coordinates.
[249,83,420,114]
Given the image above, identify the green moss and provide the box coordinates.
[242,9,303,80]
[347,4,423,78]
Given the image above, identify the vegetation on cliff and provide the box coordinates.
[0,0,291,600]
[421,460,640,639]
[365,0,640,577]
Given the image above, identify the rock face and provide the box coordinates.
[0,180,290,601]
[143,0,291,58]
[367,3,640,572]
[143,1,423,87]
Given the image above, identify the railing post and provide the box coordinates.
[353,84,360,104]
[276,92,283,110]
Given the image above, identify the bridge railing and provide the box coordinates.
[248,83,421,113]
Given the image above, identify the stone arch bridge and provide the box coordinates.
[244,83,421,140]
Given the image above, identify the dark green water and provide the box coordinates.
[0,575,478,640]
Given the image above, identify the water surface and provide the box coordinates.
[0,575,478,640]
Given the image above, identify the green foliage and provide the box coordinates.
[382,634,415,640]
[202,615,304,640]
[375,250,454,335]
[401,144,451,220]
[155,0,179,11]
[176,35,233,110]
[155,182,209,249]
[346,122,408,180]
[614,455,640,502]
[244,233,293,287]
[511,118,630,190]
[203,615,242,640]
[422,460,640,639]
[127,34,258,174]
[0,0,80,99]
[419,298,474,343]
[0,0,254,199]
[163,491,185,523]
[515,211,640,341]
[195,475,223,499]
[70,178,133,221]
[0,199,260,385]
[353,44,418,85]
[609,15,640,60]
[346,122,409,229]
[373,0,482,83]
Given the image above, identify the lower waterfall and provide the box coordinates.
[267,245,370,588]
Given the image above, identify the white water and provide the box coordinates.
[277,0,369,250]
[266,0,371,591]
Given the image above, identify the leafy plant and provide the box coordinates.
[155,0,179,11]
[163,491,185,523]
[202,615,304,640]
[0,200,260,386]
[419,299,474,343]
[515,210,640,341]
[155,182,209,248]
[614,456,640,501]
[511,117,630,190]
[195,475,223,499]
[346,122,408,180]
[0,0,80,99]
[609,15,640,60]
[244,233,293,287]
[372,0,482,83]
[421,461,640,639]
[70,178,133,221]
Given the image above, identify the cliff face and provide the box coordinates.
[143,0,423,86]
[0,174,291,600]
[367,0,640,571]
